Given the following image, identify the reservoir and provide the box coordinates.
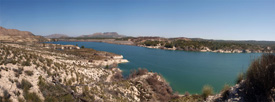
[49,41,261,94]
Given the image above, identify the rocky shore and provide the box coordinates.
[54,38,275,54]
[139,45,274,53]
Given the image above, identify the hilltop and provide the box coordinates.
[0,26,48,42]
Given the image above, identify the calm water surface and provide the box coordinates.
[49,41,261,94]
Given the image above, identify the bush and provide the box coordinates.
[244,54,275,101]
[236,72,244,84]
[184,91,190,96]
[112,71,123,81]
[128,68,148,79]
[3,90,11,102]
[24,70,34,76]
[146,73,174,101]
[38,76,75,102]
[24,92,42,102]
[21,60,31,66]
[201,85,214,99]
[46,59,53,67]
[221,84,231,100]
[13,68,24,77]
[164,43,173,48]
[21,79,33,91]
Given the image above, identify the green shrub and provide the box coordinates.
[3,90,11,102]
[164,43,174,48]
[21,79,33,91]
[245,54,275,101]
[143,40,162,46]
[38,77,75,102]
[24,92,42,102]
[8,78,14,83]
[13,68,24,77]
[46,59,53,67]
[24,70,34,76]
[201,85,214,99]
[21,60,31,66]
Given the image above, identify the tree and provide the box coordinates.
[165,43,173,48]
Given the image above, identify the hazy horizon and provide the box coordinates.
[0,0,274,41]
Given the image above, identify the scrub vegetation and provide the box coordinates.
[0,41,274,102]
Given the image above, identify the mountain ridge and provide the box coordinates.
[78,32,126,38]
[45,34,69,38]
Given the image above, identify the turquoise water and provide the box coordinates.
[49,41,262,94]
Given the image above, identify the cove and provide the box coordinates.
[49,41,262,94]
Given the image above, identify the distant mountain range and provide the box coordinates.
[0,26,48,42]
[44,32,126,39]
[45,34,69,38]
[78,32,126,38]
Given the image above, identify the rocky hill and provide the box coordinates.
[0,26,48,42]
[78,32,125,38]
[44,34,69,39]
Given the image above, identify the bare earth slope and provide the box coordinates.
[0,26,48,42]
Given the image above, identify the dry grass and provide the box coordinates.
[236,72,244,84]
[201,85,214,99]
[221,84,231,100]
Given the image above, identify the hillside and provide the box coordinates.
[0,26,48,42]
[44,34,69,38]
[0,43,179,102]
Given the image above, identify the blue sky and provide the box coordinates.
[0,0,274,40]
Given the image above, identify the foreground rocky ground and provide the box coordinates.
[0,43,180,102]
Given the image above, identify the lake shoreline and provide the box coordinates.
[55,39,273,54]
[50,41,261,94]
